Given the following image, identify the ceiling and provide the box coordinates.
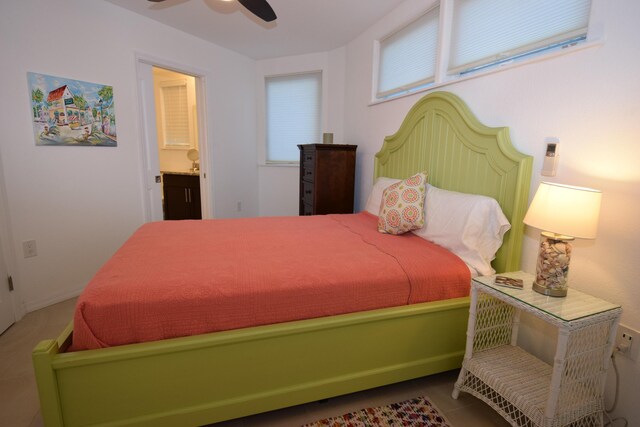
[105,0,405,60]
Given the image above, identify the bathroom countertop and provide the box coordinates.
[161,170,200,176]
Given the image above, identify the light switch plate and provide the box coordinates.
[541,137,559,176]
[23,240,37,258]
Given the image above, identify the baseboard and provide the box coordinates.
[25,285,84,313]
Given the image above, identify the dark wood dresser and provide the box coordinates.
[162,172,202,220]
[298,144,357,216]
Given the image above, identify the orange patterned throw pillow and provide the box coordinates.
[377,172,427,235]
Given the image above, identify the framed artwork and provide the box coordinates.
[27,72,117,146]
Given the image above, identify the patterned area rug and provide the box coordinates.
[303,396,451,427]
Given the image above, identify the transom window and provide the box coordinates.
[376,6,440,99]
[374,0,593,102]
[449,0,592,74]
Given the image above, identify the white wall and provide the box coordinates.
[344,0,640,421]
[0,0,258,314]
[256,48,347,217]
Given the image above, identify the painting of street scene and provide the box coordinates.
[27,72,117,146]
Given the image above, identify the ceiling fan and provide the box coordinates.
[147,0,277,22]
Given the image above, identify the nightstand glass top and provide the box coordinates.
[473,271,621,322]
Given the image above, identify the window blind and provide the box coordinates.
[449,0,592,74]
[161,83,190,146]
[377,6,439,99]
[266,72,322,162]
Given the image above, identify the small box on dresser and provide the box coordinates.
[298,144,357,215]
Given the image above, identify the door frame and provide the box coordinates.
[0,150,20,330]
[0,227,16,334]
[134,52,211,221]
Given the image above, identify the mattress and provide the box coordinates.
[70,212,470,351]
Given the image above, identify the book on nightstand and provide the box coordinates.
[494,275,524,289]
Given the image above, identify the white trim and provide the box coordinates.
[377,77,434,99]
[448,29,587,75]
[434,0,454,84]
[370,40,382,105]
[260,162,299,168]
[161,145,191,151]
[24,284,84,313]
[586,0,606,42]
[193,74,210,217]
[0,144,25,322]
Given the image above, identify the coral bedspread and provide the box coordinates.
[70,212,470,351]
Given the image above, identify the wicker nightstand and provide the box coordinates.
[452,271,621,427]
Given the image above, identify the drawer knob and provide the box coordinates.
[305,190,312,194]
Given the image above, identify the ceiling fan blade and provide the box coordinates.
[237,0,277,22]
[146,0,276,23]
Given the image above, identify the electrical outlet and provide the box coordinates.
[615,324,639,361]
[23,240,37,258]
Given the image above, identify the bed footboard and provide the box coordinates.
[33,322,73,427]
[33,297,469,427]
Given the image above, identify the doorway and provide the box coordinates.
[152,67,202,220]
[135,55,210,222]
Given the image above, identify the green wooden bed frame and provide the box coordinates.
[33,91,532,427]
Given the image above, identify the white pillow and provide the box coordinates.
[412,184,511,276]
[364,177,401,215]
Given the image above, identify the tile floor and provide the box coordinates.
[0,298,509,427]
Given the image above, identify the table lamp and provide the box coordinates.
[523,182,602,297]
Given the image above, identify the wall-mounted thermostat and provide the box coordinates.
[541,137,559,176]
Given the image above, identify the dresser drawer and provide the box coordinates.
[300,149,315,182]
[301,203,313,216]
[300,151,316,181]
[301,181,314,205]
[301,161,314,182]
[301,151,315,163]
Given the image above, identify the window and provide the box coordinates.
[449,0,592,74]
[159,79,191,148]
[376,6,440,99]
[372,0,594,102]
[265,72,322,163]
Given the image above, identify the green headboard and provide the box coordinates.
[374,91,533,273]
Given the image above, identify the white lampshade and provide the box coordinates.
[524,182,602,239]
